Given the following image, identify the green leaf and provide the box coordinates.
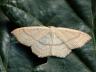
[0,0,96,72]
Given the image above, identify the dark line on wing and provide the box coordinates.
[59,31,81,42]
[65,33,81,43]
[57,31,80,49]
[38,41,64,46]
[23,29,65,46]
[23,29,81,48]
[23,29,35,39]
[56,32,76,50]
[22,29,43,43]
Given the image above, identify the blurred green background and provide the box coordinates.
[0,0,96,72]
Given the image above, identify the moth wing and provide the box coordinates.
[31,42,51,57]
[56,28,91,49]
[11,26,49,46]
[52,44,71,58]
[31,41,71,58]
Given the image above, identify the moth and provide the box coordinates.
[11,26,91,58]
